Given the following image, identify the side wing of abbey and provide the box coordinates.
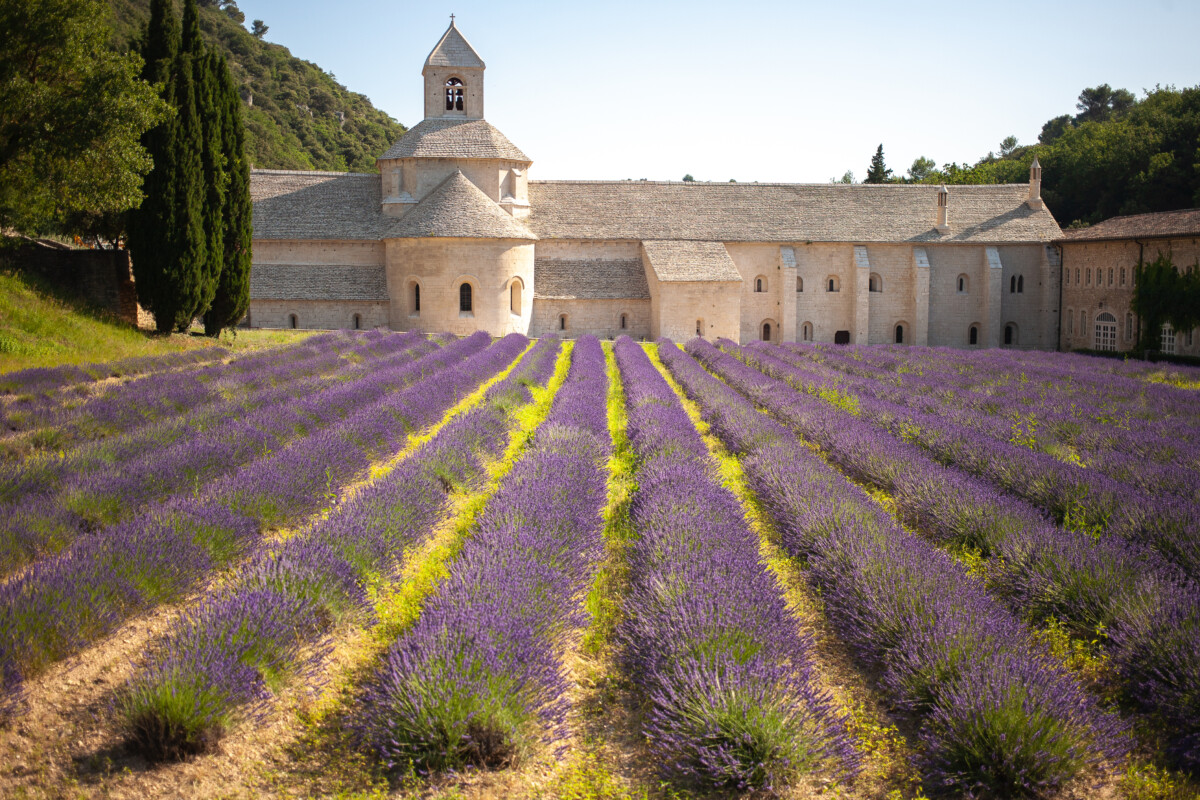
[248,21,1064,348]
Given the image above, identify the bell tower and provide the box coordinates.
[422,17,485,121]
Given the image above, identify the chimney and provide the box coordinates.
[1026,155,1043,209]
[936,184,950,233]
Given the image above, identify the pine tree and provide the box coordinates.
[205,54,252,336]
[127,0,179,327]
[184,0,224,321]
[865,144,893,184]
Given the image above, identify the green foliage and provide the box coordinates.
[0,0,169,234]
[186,5,224,321]
[205,53,251,335]
[1132,251,1200,352]
[106,0,406,173]
[865,143,893,183]
[907,156,937,182]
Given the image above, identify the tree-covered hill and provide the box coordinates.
[105,0,406,173]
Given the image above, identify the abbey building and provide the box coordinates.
[248,21,1064,348]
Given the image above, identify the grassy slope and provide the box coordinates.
[105,0,407,173]
[0,270,310,374]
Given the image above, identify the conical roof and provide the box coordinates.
[387,170,536,240]
[424,20,485,69]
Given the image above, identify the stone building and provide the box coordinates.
[248,20,1064,348]
[1058,207,1200,355]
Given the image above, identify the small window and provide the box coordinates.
[696,319,703,337]
[1075,267,1080,284]
[620,313,628,330]
[869,274,882,293]
[1120,267,1126,286]
[1064,269,1070,286]
[894,324,904,344]
[1080,309,1086,335]
[957,275,967,294]
[1086,268,1092,286]
[1125,312,1134,342]
[1187,328,1195,348]
[353,313,362,330]
[754,277,766,293]
[412,283,421,315]
[288,313,298,329]
[559,313,568,331]
[1017,275,1024,293]
[796,276,804,292]
[1004,323,1017,346]
[510,279,522,315]
[802,321,813,341]
[827,276,839,293]
[1010,276,1017,294]
[969,325,978,346]
[1068,309,1075,335]
[762,322,772,342]
[459,282,473,313]
[1108,268,1114,286]
[445,77,464,111]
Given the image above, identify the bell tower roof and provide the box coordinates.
[424,18,485,69]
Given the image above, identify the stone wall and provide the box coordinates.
[649,278,741,343]
[1061,237,1200,355]
[248,300,390,330]
[530,298,651,339]
[793,244,857,343]
[1,240,144,327]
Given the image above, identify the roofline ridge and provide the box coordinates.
[252,168,375,177]
[528,179,1030,189]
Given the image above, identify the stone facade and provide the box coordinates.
[1059,212,1200,354]
[246,20,1066,349]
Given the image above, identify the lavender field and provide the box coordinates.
[0,331,1197,800]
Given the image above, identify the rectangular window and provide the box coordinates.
[1086,268,1092,285]
[1126,313,1134,341]
[1188,328,1195,348]
[1068,311,1075,335]
[1161,323,1176,355]
[1120,267,1126,286]
[1108,268,1114,285]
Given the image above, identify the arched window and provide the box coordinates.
[1125,312,1134,342]
[1108,268,1114,286]
[802,322,813,341]
[1080,309,1086,335]
[510,279,522,315]
[869,273,882,293]
[1086,268,1092,286]
[894,324,904,344]
[459,282,472,313]
[1095,312,1117,351]
[969,325,978,346]
[352,313,362,330]
[1010,276,1017,294]
[762,322,772,342]
[1017,275,1024,293]
[558,313,568,331]
[445,77,464,111]
[1067,309,1075,335]
[1075,267,1080,284]
[796,276,803,292]
[754,276,766,293]
[1004,323,1017,346]
[288,313,298,329]
[1120,267,1126,286]
[410,282,421,316]
[957,274,968,294]
[1161,323,1176,354]
[826,276,839,293]
[696,319,704,337]
[620,313,628,330]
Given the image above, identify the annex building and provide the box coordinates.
[247,21,1064,348]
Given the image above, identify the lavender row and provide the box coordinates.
[0,332,437,574]
[784,343,1200,496]
[0,332,526,713]
[612,337,853,790]
[359,337,609,772]
[0,330,409,447]
[686,338,1200,772]
[118,337,563,758]
[658,340,1128,795]
[0,345,230,397]
[729,341,1200,582]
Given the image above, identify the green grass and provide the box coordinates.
[0,269,313,374]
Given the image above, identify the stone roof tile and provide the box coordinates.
[424,22,485,69]
[386,170,537,240]
[1059,208,1200,242]
[249,264,388,301]
[251,170,388,240]
[534,259,649,299]
[642,240,742,282]
[528,181,1062,243]
[379,118,529,161]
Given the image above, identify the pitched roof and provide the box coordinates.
[642,240,741,282]
[379,118,529,161]
[527,182,1062,243]
[251,170,388,240]
[534,259,650,300]
[1059,208,1200,242]
[250,264,389,301]
[424,21,485,69]
[386,170,537,240]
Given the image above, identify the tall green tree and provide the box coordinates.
[183,0,224,320]
[205,54,252,336]
[0,0,167,234]
[864,144,892,184]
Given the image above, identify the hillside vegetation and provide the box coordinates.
[106,0,406,173]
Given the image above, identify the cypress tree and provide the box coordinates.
[205,54,252,336]
[187,23,225,321]
[865,144,893,184]
[127,0,179,326]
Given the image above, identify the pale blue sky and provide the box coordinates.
[236,0,1198,182]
